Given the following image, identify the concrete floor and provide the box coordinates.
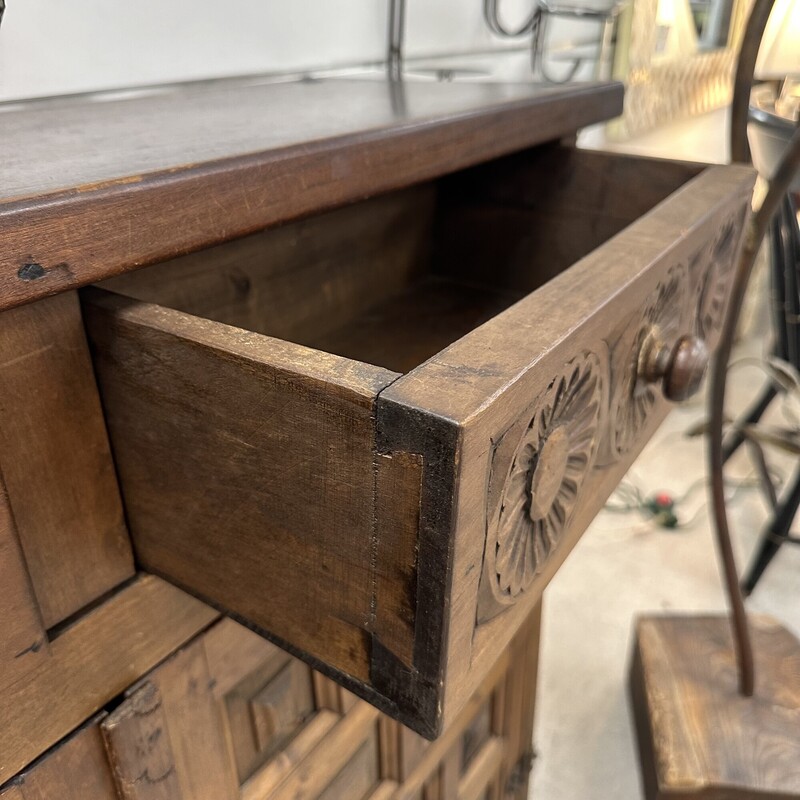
[529,342,800,799]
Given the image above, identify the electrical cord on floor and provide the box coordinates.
[603,471,784,531]
[602,349,796,535]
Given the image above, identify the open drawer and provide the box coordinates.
[82,144,754,738]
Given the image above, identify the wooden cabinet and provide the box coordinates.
[0,75,753,797]
[83,146,752,736]
[1,609,540,800]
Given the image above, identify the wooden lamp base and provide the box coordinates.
[630,614,800,799]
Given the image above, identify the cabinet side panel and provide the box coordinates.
[0,476,49,692]
[0,291,134,627]
[4,720,118,800]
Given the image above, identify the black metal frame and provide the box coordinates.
[722,193,800,594]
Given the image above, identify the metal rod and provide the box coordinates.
[387,0,406,81]
[721,384,778,462]
[709,122,800,696]
[483,0,540,37]
[730,0,778,163]
[746,439,778,509]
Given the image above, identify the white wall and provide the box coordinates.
[0,1,539,102]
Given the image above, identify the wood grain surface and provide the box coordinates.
[0,79,622,311]
[0,718,118,800]
[83,289,398,684]
[0,291,133,627]
[1,604,541,798]
[0,575,217,784]
[102,684,186,800]
[0,477,48,691]
[435,144,706,292]
[631,614,800,799]
[99,186,435,348]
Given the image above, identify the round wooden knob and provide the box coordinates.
[646,335,709,401]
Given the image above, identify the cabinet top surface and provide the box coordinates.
[0,77,623,309]
[2,77,622,203]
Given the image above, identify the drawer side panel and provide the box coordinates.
[83,289,398,684]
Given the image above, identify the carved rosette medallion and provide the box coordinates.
[477,351,606,623]
[693,207,746,347]
[612,266,687,457]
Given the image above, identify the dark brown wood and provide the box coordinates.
[376,163,755,733]
[0,79,623,312]
[374,451,424,674]
[0,575,218,785]
[99,186,436,348]
[83,155,755,738]
[0,291,133,627]
[434,145,706,293]
[0,476,49,690]
[83,288,397,684]
[312,277,524,373]
[0,78,657,794]
[630,614,800,799]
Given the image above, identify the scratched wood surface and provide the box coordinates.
[0,79,623,311]
[0,291,133,628]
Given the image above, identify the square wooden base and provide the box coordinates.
[630,614,800,800]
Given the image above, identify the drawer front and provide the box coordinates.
[84,156,754,738]
[374,162,754,732]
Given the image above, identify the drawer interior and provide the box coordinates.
[98,144,704,374]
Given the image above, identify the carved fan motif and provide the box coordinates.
[478,352,605,621]
[612,267,686,456]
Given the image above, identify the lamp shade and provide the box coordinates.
[755,0,800,78]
